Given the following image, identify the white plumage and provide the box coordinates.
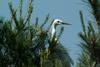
[45,19,71,53]
[49,19,71,40]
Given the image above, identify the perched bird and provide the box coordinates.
[45,19,71,58]
[49,19,71,40]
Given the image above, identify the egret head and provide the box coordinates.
[53,19,71,26]
[50,19,71,40]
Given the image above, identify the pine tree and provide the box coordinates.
[0,0,72,67]
[77,0,100,67]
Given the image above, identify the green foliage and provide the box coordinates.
[77,0,100,67]
[0,0,72,67]
[77,52,96,67]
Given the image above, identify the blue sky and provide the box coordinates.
[0,0,89,66]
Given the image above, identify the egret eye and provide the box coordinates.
[58,21,60,22]
[57,21,60,23]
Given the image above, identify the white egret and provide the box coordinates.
[49,19,71,40]
[45,19,71,56]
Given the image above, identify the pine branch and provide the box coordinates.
[88,22,96,39]
[19,0,23,18]
[35,17,39,28]
[80,11,87,37]
[24,0,33,25]
[40,14,49,28]
[8,2,18,27]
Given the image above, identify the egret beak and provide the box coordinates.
[61,22,71,25]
